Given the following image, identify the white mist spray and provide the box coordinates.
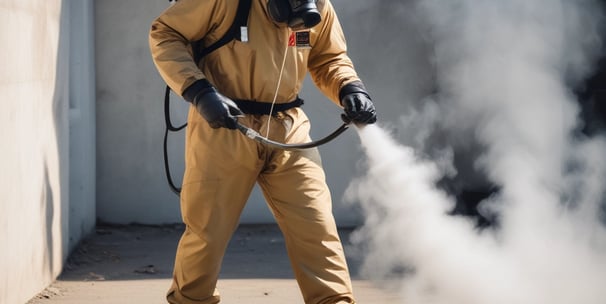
[347,0,606,303]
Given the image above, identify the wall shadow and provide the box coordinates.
[40,0,71,284]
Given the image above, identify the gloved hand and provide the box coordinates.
[339,81,377,125]
[184,80,244,129]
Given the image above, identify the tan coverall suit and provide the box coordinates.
[149,0,361,303]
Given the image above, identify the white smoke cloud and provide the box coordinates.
[346,0,606,303]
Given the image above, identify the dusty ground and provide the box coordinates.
[27,224,400,304]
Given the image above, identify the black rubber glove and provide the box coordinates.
[183,80,244,129]
[339,81,377,125]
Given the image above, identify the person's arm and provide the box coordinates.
[308,0,376,124]
[150,0,244,129]
[307,0,359,105]
[149,0,225,96]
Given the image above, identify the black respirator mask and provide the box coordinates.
[268,0,322,29]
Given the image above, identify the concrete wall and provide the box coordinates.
[94,0,433,226]
[0,1,97,303]
[95,0,184,225]
[0,1,68,303]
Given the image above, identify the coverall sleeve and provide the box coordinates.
[308,0,361,106]
[149,0,225,96]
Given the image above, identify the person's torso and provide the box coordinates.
[199,0,320,103]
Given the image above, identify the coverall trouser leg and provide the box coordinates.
[167,108,355,304]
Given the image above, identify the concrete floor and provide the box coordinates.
[27,224,401,304]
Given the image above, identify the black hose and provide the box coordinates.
[163,86,187,195]
[235,122,350,150]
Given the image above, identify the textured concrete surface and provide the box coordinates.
[27,224,400,304]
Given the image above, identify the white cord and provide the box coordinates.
[265,30,290,138]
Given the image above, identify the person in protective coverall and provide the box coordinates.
[149,0,376,303]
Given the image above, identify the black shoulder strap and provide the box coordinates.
[193,0,252,63]
[163,0,252,196]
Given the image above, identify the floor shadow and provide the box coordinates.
[58,224,361,282]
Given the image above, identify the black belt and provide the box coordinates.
[233,97,304,115]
